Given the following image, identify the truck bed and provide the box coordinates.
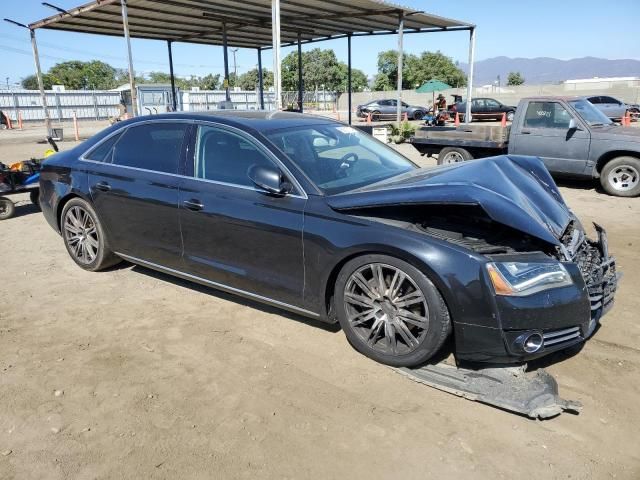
[411,124,511,149]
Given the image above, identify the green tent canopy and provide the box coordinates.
[416,80,452,93]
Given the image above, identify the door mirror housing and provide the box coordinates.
[568,118,580,130]
[248,165,292,195]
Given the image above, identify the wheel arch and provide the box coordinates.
[322,246,456,327]
[55,191,92,232]
[595,150,640,176]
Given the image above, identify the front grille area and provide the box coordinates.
[559,222,618,320]
[543,326,582,348]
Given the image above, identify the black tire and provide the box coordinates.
[600,156,640,197]
[437,147,473,165]
[335,254,451,367]
[60,197,121,271]
[0,198,15,220]
[413,110,425,121]
[30,189,40,208]
[506,111,515,122]
[371,110,381,122]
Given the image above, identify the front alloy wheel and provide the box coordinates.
[336,255,451,367]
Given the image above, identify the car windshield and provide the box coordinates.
[569,99,613,126]
[265,124,417,195]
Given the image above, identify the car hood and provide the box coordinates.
[590,125,640,142]
[327,155,573,246]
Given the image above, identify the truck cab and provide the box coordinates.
[410,96,640,197]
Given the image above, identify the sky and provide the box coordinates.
[1,0,639,87]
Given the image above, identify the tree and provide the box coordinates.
[21,74,54,90]
[282,48,342,91]
[236,68,274,90]
[335,64,369,92]
[405,51,467,88]
[373,50,467,91]
[47,60,118,89]
[507,71,525,86]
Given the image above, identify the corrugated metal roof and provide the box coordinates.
[29,0,473,49]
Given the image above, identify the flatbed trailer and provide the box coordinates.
[410,124,510,164]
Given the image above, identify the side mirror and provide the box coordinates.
[568,118,580,130]
[248,164,292,195]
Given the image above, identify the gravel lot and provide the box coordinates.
[1,124,639,479]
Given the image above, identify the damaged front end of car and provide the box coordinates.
[328,155,620,364]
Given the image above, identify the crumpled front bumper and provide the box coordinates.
[455,223,620,364]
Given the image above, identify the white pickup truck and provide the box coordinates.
[410,96,640,197]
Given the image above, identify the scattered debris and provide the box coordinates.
[394,363,582,419]
[1,449,12,456]
[53,390,64,397]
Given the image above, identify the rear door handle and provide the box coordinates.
[94,181,111,192]
[520,130,531,134]
[183,199,204,211]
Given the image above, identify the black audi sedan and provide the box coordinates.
[39,111,618,367]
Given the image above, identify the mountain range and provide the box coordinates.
[459,56,640,85]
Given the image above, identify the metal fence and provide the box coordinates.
[0,90,121,122]
[0,88,340,123]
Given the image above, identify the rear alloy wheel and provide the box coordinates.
[335,255,451,367]
[61,198,121,271]
[0,198,15,220]
[438,147,473,165]
[600,156,640,197]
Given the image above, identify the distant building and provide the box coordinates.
[563,77,640,90]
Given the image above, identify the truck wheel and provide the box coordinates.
[0,198,15,220]
[600,156,640,197]
[438,147,473,165]
[413,110,425,120]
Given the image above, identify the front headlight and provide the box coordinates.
[486,262,573,296]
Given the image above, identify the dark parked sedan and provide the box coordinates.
[39,112,618,367]
[453,97,517,122]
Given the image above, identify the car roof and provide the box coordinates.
[122,110,340,132]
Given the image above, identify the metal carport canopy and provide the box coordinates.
[28,0,474,48]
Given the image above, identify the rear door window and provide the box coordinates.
[84,131,123,162]
[523,102,572,129]
[112,122,188,174]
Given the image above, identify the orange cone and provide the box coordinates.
[454,112,460,127]
[623,111,631,126]
[501,112,507,127]
[367,112,372,124]
[18,112,23,130]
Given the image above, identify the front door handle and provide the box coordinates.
[94,181,111,192]
[183,199,204,211]
[520,130,531,134]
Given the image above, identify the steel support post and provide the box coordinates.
[465,27,476,124]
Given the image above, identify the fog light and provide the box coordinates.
[521,333,544,353]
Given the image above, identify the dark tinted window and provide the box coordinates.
[112,123,188,174]
[523,101,571,129]
[85,131,123,162]
[601,96,620,104]
[195,126,275,187]
[587,96,601,104]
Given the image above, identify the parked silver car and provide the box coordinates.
[356,99,428,121]
[585,95,639,121]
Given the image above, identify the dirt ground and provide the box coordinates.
[1,128,639,479]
